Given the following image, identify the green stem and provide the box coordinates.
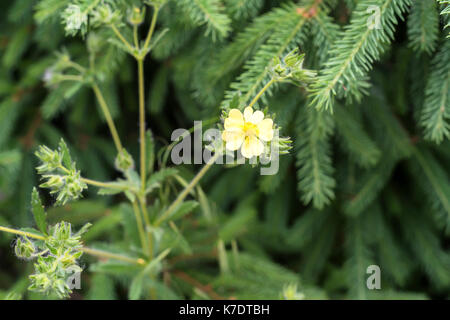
[92,84,123,152]
[142,7,159,53]
[111,25,135,54]
[138,197,153,259]
[138,58,146,192]
[0,226,144,265]
[66,60,86,73]
[155,152,221,226]
[57,75,83,82]
[133,25,140,49]
[131,200,149,256]
[80,247,145,265]
[0,225,45,240]
[80,177,134,191]
[62,165,127,191]
[247,78,276,109]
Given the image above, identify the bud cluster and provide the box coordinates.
[271,48,317,86]
[35,139,87,206]
[14,221,90,299]
[27,222,90,298]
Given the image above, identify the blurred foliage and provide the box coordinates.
[0,0,449,300]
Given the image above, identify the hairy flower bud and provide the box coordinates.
[128,7,146,26]
[15,237,36,259]
[91,4,121,27]
[270,48,316,85]
[115,149,135,173]
[35,146,62,173]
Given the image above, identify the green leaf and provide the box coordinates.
[31,188,47,235]
[129,275,144,300]
[166,201,199,222]
[90,261,142,276]
[74,223,92,237]
[58,139,73,171]
[145,168,178,193]
[229,92,241,109]
[176,0,232,41]
[219,206,256,242]
[120,204,141,247]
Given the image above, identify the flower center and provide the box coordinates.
[243,122,258,137]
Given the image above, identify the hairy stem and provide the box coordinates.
[143,7,159,53]
[111,25,135,54]
[0,226,144,265]
[247,77,276,109]
[138,197,153,259]
[131,200,149,256]
[138,58,146,192]
[58,75,84,82]
[92,84,123,152]
[66,60,86,73]
[81,177,136,191]
[80,247,145,265]
[0,225,45,240]
[133,25,140,49]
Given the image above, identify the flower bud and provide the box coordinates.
[15,237,36,259]
[35,146,62,173]
[115,149,135,172]
[128,7,146,26]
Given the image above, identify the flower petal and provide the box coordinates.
[243,107,253,122]
[222,130,244,151]
[241,137,253,158]
[228,109,244,121]
[257,119,274,141]
[224,117,244,130]
[241,136,264,158]
[250,110,264,124]
[250,136,264,156]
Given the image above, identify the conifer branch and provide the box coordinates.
[175,0,231,41]
[407,0,439,54]
[220,2,312,109]
[309,0,412,112]
[420,40,450,144]
[296,105,335,209]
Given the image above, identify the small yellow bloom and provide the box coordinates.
[222,107,274,158]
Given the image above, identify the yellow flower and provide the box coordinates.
[222,107,274,158]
